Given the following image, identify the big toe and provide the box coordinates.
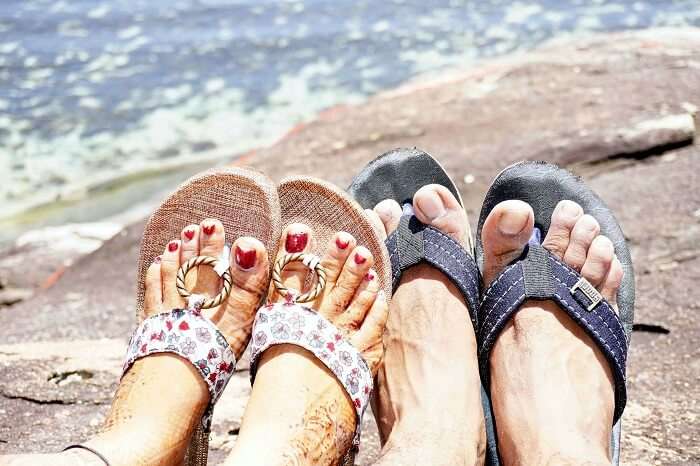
[413,184,469,246]
[208,237,270,356]
[481,200,534,287]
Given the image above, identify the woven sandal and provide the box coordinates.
[131,167,282,466]
[348,148,500,465]
[475,161,635,465]
[248,176,392,466]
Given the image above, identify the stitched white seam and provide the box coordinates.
[479,276,525,325]
[554,292,625,378]
[482,262,519,297]
[480,292,526,350]
[550,273,627,353]
[423,238,479,292]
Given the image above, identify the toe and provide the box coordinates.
[350,291,389,374]
[413,184,467,245]
[270,224,312,302]
[320,231,356,288]
[563,215,600,272]
[365,209,387,240]
[374,199,402,236]
[600,256,624,306]
[161,240,185,309]
[542,200,583,259]
[335,268,380,332]
[481,200,534,287]
[143,258,163,318]
[180,224,200,261]
[207,237,270,354]
[196,219,226,297]
[580,235,614,287]
[180,224,200,287]
[320,246,374,319]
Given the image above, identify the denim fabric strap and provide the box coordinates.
[386,207,480,325]
[477,243,628,423]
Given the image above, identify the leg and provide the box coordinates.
[225,224,390,466]
[481,200,623,465]
[368,186,486,465]
[3,220,270,466]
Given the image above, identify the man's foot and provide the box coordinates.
[481,200,624,465]
[2,220,271,466]
[366,185,486,466]
[226,224,389,466]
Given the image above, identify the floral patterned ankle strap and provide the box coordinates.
[123,308,236,430]
[249,302,374,449]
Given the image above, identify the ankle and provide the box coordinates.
[228,345,357,466]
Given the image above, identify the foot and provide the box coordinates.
[367,185,486,466]
[226,224,389,466]
[8,220,270,466]
[481,200,624,465]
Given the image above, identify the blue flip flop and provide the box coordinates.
[349,147,500,466]
[476,161,634,465]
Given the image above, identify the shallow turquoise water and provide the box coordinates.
[1,0,699,232]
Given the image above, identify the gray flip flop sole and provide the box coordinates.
[476,160,635,465]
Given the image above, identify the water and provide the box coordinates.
[1,0,699,240]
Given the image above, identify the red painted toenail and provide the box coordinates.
[285,232,308,252]
[202,224,216,236]
[184,229,195,241]
[153,255,162,264]
[235,246,257,270]
[168,241,179,252]
[354,253,367,265]
[336,237,350,250]
[364,271,375,281]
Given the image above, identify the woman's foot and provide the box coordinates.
[4,219,271,466]
[226,225,389,466]
[481,200,623,465]
[365,185,486,466]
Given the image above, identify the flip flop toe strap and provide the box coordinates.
[477,242,628,423]
[123,309,236,429]
[249,302,374,449]
[386,206,480,324]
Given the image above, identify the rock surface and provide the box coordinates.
[1,28,699,465]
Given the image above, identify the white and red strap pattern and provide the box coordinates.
[249,302,373,447]
[122,308,236,429]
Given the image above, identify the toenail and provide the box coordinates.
[285,231,308,252]
[364,271,375,281]
[559,200,582,219]
[153,255,162,264]
[498,209,529,236]
[168,241,179,252]
[354,252,367,265]
[336,237,350,250]
[416,191,447,221]
[235,246,257,270]
[202,224,216,236]
[184,229,195,241]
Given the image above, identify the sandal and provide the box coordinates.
[348,148,499,465]
[130,167,282,466]
[248,176,392,464]
[475,161,635,465]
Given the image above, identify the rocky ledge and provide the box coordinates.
[1,28,699,465]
